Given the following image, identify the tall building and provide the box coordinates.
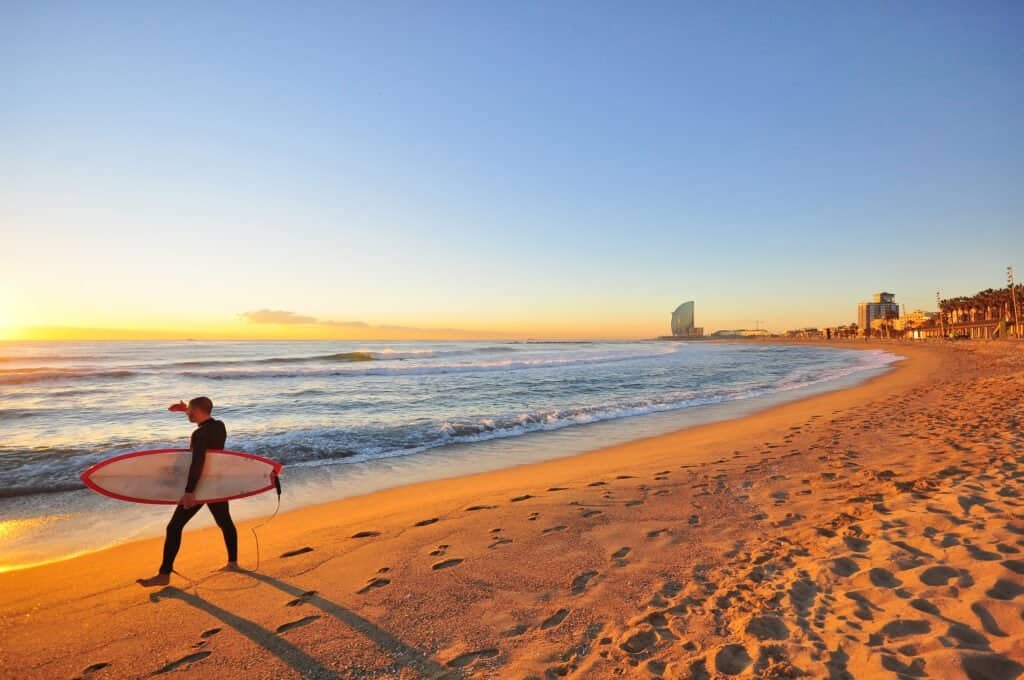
[671,301,703,337]
[857,292,900,330]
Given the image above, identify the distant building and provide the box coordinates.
[857,292,900,332]
[671,301,703,337]
[711,329,770,337]
[893,309,937,332]
[784,327,823,339]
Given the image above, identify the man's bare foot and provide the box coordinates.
[217,561,245,573]
[137,573,170,587]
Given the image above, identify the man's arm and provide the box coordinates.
[184,433,207,495]
[168,401,197,507]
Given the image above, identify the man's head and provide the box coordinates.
[187,396,214,423]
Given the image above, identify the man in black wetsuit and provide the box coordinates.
[137,396,239,587]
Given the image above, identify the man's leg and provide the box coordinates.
[207,501,238,566]
[138,503,204,587]
[159,503,204,574]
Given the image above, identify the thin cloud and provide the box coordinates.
[241,309,318,325]
[240,309,480,335]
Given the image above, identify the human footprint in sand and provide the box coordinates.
[137,397,240,587]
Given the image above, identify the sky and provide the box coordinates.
[2,1,1021,340]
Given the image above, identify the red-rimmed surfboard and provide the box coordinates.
[81,449,282,505]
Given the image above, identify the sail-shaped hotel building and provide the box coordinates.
[670,301,703,337]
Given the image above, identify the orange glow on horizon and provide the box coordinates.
[8,320,667,342]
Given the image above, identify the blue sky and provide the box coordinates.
[2,1,1021,337]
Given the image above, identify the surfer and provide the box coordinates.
[137,396,240,587]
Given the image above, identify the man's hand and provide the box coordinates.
[169,401,187,412]
[179,492,198,508]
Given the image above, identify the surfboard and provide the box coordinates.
[81,449,282,505]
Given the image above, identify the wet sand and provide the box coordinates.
[1,341,1022,679]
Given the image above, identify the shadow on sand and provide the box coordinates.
[151,571,454,679]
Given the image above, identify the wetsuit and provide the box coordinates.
[159,417,238,574]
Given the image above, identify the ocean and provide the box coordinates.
[0,340,901,571]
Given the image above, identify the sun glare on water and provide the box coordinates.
[0,517,61,543]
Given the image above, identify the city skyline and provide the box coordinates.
[8,278,1018,341]
[3,2,1021,340]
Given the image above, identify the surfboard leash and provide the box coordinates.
[172,474,282,594]
[250,473,283,573]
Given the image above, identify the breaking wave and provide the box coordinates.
[0,368,138,385]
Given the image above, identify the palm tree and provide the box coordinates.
[937,284,1024,337]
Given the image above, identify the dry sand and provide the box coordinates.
[1,341,1022,679]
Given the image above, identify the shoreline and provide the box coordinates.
[2,341,1022,678]
[0,343,900,575]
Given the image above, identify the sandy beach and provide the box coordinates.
[2,341,1022,679]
